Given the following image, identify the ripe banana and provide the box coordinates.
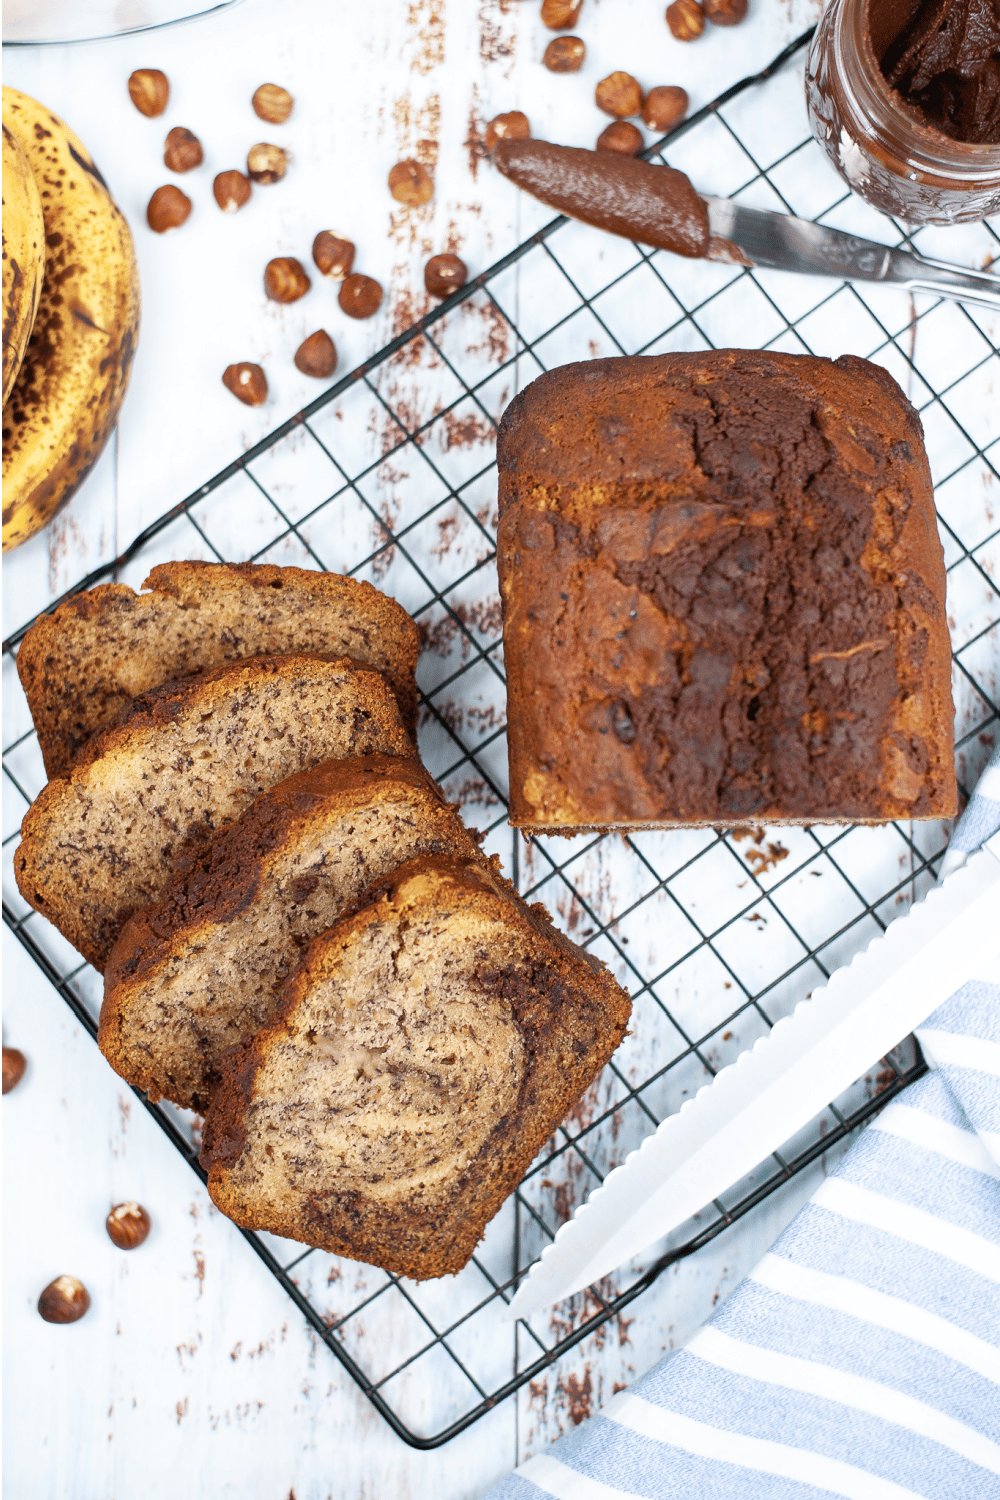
[2,87,140,552]
[2,122,45,409]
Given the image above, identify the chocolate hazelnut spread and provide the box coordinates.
[806,0,1000,223]
[491,138,709,259]
[877,0,1000,144]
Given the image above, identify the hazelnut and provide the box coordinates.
[252,83,294,123]
[38,1276,90,1324]
[2,1047,26,1093]
[484,110,530,153]
[642,85,689,131]
[147,184,191,233]
[388,159,433,207]
[666,0,705,39]
[540,0,582,29]
[704,0,748,21]
[128,68,169,118]
[294,330,338,378]
[264,257,311,303]
[597,121,644,156]
[163,126,203,173]
[543,36,586,72]
[312,231,355,279]
[595,72,643,119]
[424,252,468,298]
[214,170,251,212]
[223,363,268,406]
[247,143,287,184]
[339,273,383,320]
[106,1202,151,1250]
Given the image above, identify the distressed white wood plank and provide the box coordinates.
[2,0,829,584]
[5,0,997,1495]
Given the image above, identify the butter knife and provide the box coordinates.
[704,196,1000,311]
[507,833,1000,1320]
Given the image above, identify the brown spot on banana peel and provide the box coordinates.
[67,140,109,191]
[2,259,26,346]
[70,304,108,335]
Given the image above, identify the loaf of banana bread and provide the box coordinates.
[16,561,421,778]
[201,855,631,1279]
[100,756,483,1112]
[15,654,412,971]
[497,351,956,832]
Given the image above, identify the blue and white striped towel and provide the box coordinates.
[488,751,1000,1500]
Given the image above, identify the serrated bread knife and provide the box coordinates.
[506,834,1000,1320]
[703,197,1000,311]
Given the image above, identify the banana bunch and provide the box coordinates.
[2,87,141,552]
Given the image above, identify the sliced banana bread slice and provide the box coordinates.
[100,756,483,1113]
[17,560,421,778]
[201,856,631,1280]
[15,655,412,972]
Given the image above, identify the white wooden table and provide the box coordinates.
[5,1,994,1494]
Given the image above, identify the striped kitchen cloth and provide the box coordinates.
[487,759,1000,1500]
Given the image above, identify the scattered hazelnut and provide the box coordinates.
[146,184,191,233]
[163,126,202,173]
[642,85,689,131]
[2,1047,26,1093]
[484,110,530,153]
[541,0,582,29]
[388,159,433,207]
[38,1276,90,1324]
[424,252,468,298]
[213,169,251,212]
[595,72,643,119]
[294,330,338,378]
[339,273,383,320]
[543,36,586,72]
[597,121,645,156]
[666,0,705,39]
[704,0,748,21]
[128,68,169,118]
[247,143,287,184]
[252,83,294,123]
[106,1202,151,1250]
[223,363,268,406]
[312,232,355,279]
[264,257,311,303]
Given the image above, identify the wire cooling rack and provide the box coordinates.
[3,30,998,1450]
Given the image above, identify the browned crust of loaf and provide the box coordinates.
[14,655,411,972]
[99,759,482,1110]
[496,350,956,830]
[16,561,421,778]
[202,855,630,1280]
[495,351,926,508]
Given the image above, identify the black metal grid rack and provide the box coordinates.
[4,30,998,1450]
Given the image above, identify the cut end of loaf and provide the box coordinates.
[202,856,631,1279]
[99,757,483,1113]
[16,561,421,778]
[15,654,413,973]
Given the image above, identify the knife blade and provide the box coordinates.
[506,833,1000,1320]
[704,196,1000,311]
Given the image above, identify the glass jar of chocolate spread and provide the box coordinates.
[805,0,1000,224]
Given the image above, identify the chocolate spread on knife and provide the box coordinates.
[492,138,709,259]
[873,0,1000,144]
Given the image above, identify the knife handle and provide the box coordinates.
[885,250,1000,311]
